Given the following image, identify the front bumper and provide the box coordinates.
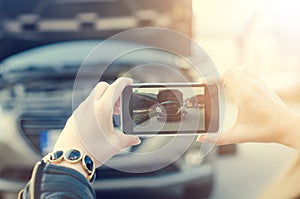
[93,162,212,191]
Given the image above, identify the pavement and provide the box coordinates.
[209,143,296,199]
[207,100,298,199]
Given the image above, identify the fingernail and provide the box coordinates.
[132,137,141,145]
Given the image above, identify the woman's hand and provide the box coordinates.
[197,68,300,150]
[54,77,141,168]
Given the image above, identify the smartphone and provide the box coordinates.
[121,83,219,136]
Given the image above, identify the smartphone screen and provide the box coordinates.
[121,83,219,135]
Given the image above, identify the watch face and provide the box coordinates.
[64,149,82,163]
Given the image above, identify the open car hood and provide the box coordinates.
[1,40,194,86]
[0,0,192,61]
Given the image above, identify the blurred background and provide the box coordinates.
[193,0,300,198]
[1,0,300,198]
[193,0,300,99]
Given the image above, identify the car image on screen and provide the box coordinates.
[156,89,187,122]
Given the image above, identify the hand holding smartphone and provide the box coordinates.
[121,83,219,136]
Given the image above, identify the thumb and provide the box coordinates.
[196,126,246,146]
[116,133,141,149]
[104,77,133,105]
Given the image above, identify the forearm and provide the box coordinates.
[19,161,96,199]
[278,110,300,152]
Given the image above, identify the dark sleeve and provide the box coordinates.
[19,161,96,199]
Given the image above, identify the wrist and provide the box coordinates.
[54,118,104,168]
[54,161,87,177]
[44,148,96,183]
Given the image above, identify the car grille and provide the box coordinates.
[18,113,69,155]
[17,113,180,183]
[19,113,123,155]
[0,167,32,182]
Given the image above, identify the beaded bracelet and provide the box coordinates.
[44,149,96,183]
